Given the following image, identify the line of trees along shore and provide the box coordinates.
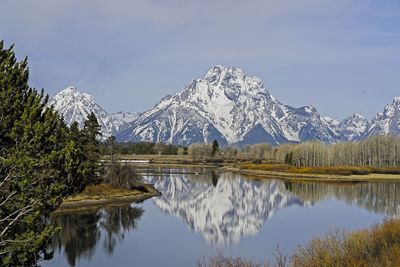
[279,135,400,167]
[186,135,400,167]
[101,135,400,168]
[100,138,186,156]
[0,42,102,266]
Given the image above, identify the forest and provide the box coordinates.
[186,135,400,168]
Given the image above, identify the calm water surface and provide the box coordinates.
[43,167,400,267]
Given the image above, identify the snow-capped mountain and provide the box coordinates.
[323,98,400,142]
[339,114,369,141]
[146,170,306,245]
[112,111,140,124]
[50,86,123,139]
[324,116,340,129]
[367,97,400,137]
[52,69,400,145]
[112,111,140,132]
[118,65,341,145]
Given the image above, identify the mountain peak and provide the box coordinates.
[202,65,266,98]
[204,65,245,85]
[62,85,79,93]
[51,87,125,139]
[119,66,343,145]
[338,113,369,141]
[53,86,93,102]
[305,105,317,113]
[348,113,366,119]
[366,96,400,136]
[204,65,242,78]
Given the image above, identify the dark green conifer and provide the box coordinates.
[212,140,219,157]
[0,41,101,266]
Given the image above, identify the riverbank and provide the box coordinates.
[105,154,224,168]
[224,166,400,182]
[200,218,400,267]
[56,183,161,211]
[107,154,400,182]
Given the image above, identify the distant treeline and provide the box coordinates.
[187,135,400,167]
[100,137,187,155]
[277,135,400,167]
[101,135,400,167]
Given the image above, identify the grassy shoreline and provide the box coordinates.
[56,183,161,211]
[105,154,400,182]
[224,166,400,183]
[199,219,400,267]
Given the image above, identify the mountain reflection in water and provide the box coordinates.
[146,169,400,245]
[146,170,305,245]
[45,168,400,266]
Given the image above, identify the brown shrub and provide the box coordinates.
[198,220,400,267]
[197,252,265,267]
[292,219,400,267]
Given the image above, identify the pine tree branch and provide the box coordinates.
[0,202,37,238]
[0,191,16,207]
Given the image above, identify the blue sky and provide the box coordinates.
[1,0,399,119]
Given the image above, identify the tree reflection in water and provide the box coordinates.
[50,205,143,266]
[285,181,400,217]
[147,170,400,245]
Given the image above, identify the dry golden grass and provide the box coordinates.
[200,219,400,267]
[241,163,291,172]
[64,184,141,202]
[292,219,400,267]
[240,163,400,176]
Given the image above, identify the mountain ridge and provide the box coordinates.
[50,66,400,145]
[49,86,137,139]
[118,66,343,145]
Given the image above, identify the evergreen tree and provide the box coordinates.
[284,151,294,165]
[212,140,219,157]
[0,41,100,266]
[80,112,101,185]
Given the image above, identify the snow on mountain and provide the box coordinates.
[112,111,140,124]
[324,116,340,128]
[339,113,369,141]
[146,170,306,245]
[118,65,341,145]
[52,74,400,145]
[367,97,400,137]
[280,105,341,144]
[50,86,123,139]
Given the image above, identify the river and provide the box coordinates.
[42,167,400,267]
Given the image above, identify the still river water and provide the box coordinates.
[43,167,400,267]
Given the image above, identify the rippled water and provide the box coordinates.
[43,168,400,267]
